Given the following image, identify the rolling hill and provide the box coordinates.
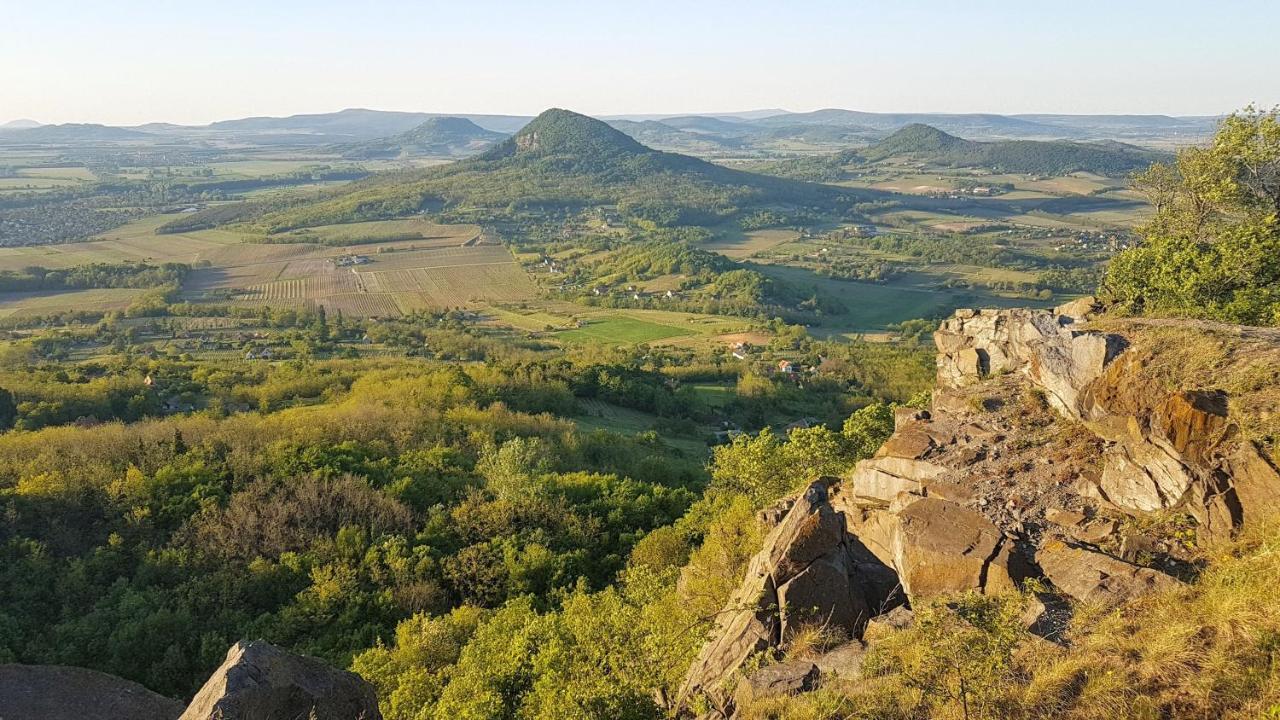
[607,119,743,153]
[338,117,508,158]
[0,123,154,144]
[862,123,1167,175]
[254,108,861,231]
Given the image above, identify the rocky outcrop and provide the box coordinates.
[933,303,1122,418]
[179,641,381,720]
[676,479,896,714]
[936,302,1280,541]
[0,665,183,720]
[680,304,1280,718]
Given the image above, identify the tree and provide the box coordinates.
[1103,106,1280,325]
[0,387,15,430]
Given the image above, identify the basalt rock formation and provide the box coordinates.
[180,640,381,720]
[0,641,380,720]
[0,664,184,720]
[677,299,1280,717]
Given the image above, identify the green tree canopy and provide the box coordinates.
[1103,106,1280,324]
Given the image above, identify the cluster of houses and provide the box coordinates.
[728,342,817,378]
[590,284,681,302]
[925,185,1003,199]
[1055,231,1135,253]
[334,254,370,267]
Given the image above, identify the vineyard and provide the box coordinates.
[221,244,536,317]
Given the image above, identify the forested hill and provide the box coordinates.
[863,123,1167,175]
[339,117,508,159]
[253,108,862,231]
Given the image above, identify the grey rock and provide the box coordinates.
[733,661,819,708]
[0,665,182,720]
[179,641,381,720]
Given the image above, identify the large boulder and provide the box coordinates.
[776,549,869,642]
[846,456,947,503]
[677,551,779,712]
[179,641,381,720]
[732,661,819,708]
[1036,540,1182,609]
[849,497,1015,599]
[0,665,182,720]
[1224,441,1280,525]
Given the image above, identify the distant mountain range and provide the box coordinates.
[0,119,42,130]
[0,108,1220,151]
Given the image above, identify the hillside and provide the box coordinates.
[0,123,153,144]
[338,117,508,159]
[863,123,1166,175]
[608,119,743,153]
[255,108,861,231]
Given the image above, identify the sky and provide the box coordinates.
[2,0,1277,126]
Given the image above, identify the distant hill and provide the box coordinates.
[862,124,1166,176]
[255,108,859,231]
[339,117,508,159]
[607,119,742,153]
[751,110,1075,139]
[0,119,42,130]
[0,123,153,144]
[743,149,865,183]
[207,108,531,139]
[1011,113,1220,140]
[658,116,757,135]
[208,108,434,139]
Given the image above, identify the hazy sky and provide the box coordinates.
[3,0,1277,125]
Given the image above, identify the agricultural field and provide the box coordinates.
[556,315,697,344]
[0,215,248,271]
[699,227,802,258]
[191,242,538,317]
[573,398,713,456]
[267,218,481,247]
[0,287,145,318]
[0,165,98,193]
